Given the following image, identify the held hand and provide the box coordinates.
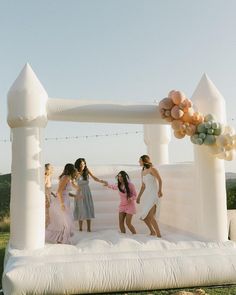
[136,197,140,204]
[60,203,65,211]
[102,181,108,186]
[76,194,83,200]
[158,191,163,198]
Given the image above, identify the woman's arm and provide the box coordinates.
[57,176,69,211]
[106,183,118,190]
[71,180,80,191]
[129,182,137,200]
[150,167,163,197]
[88,169,105,184]
[136,173,146,204]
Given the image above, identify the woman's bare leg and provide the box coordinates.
[143,214,156,235]
[119,212,126,233]
[125,214,136,234]
[79,220,83,231]
[86,219,91,232]
[149,205,161,237]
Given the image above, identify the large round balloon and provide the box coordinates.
[170,91,186,105]
[159,97,174,110]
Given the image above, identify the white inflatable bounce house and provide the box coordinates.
[2,64,236,294]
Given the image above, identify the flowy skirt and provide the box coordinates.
[46,196,74,244]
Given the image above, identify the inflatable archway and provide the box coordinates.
[3,64,236,294]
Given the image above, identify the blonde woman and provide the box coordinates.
[45,163,53,228]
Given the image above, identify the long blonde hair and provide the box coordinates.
[45,163,51,176]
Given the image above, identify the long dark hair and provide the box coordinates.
[140,155,153,170]
[116,171,131,199]
[59,163,77,179]
[74,158,89,180]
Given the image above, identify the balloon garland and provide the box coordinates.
[158,90,236,161]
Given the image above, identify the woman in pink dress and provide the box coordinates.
[46,163,79,244]
[104,171,137,234]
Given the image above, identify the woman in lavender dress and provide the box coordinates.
[46,163,79,244]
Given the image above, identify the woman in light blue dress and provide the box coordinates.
[74,158,105,232]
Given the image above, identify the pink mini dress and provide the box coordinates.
[108,182,137,215]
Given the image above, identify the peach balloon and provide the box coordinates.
[165,116,174,122]
[168,90,176,98]
[186,124,196,136]
[192,112,204,125]
[171,91,186,105]
[180,124,187,132]
[171,120,183,131]
[160,108,165,115]
[159,97,175,110]
[179,99,192,112]
[182,109,194,123]
[165,110,171,117]
[174,130,185,139]
[171,105,184,119]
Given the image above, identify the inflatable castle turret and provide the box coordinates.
[7,64,48,249]
[192,74,228,241]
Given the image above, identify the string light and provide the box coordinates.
[0,130,143,143]
[0,118,235,143]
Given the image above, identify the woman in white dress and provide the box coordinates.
[136,155,163,237]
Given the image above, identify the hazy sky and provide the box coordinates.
[0,0,236,173]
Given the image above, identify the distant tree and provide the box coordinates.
[226,179,236,209]
[0,174,11,220]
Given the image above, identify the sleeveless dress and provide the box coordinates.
[45,179,74,244]
[74,176,95,220]
[45,185,51,228]
[139,173,160,220]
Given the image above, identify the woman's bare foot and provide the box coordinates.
[150,232,156,236]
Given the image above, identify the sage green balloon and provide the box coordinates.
[214,126,222,136]
[204,134,216,145]
[207,128,214,135]
[190,135,198,144]
[204,114,215,122]
[205,121,212,129]
[197,123,207,133]
[196,138,204,145]
[199,133,206,139]
[212,122,220,129]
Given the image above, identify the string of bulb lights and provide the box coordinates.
[0,117,235,143]
[0,130,143,143]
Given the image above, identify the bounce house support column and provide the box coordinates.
[10,127,45,249]
[7,64,48,249]
[192,74,228,241]
[143,124,171,165]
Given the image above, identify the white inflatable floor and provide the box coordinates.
[3,226,236,294]
[3,165,236,294]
